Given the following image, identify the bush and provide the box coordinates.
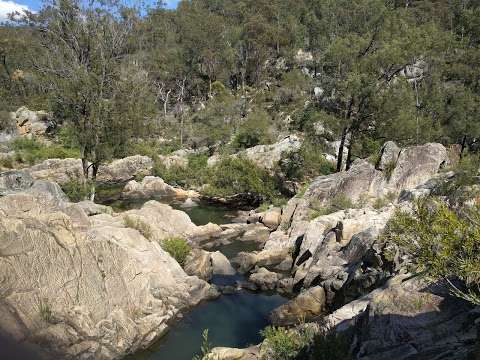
[383,199,480,305]
[161,237,191,267]
[309,194,355,219]
[61,178,91,202]
[260,326,313,360]
[278,140,335,182]
[205,157,280,201]
[124,216,154,240]
[308,330,352,360]
[231,110,273,150]
[0,110,15,132]
[153,153,209,188]
[11,138,80,165]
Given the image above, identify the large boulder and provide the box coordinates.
[0,185,214,359]
[122,176,199,200]
[184,249,235,281]
[249,268,282,291]
[26,158,84,185]
[270,286,326,326]
[97,155,153,183]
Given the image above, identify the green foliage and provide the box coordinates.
[308,330,352,360]
[205,157,280,201]
[192,329,214,360]
[161,237,191,267]
[38,299,53,323]
[383,161,396,180]
[0,155,14,169]
[373,192,397,210]
[61,178,91,202]
[10,138,79,165]
[124,216,154,240]
[0,110,15,132]
[153,154,209,188]
[309,194,355,219]
[383,199,480,304]
[434,154,480,206]
[231,110,273,150]
[278,140,335,182]
[260,326,313,360]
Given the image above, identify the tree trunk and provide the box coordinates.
[460,134,467,159]
[345,132,354,171]
[90,163,98,202]
[336,127,348,172]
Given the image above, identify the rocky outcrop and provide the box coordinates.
[320,275,478,360]
[96,155,153,183]
[26,155,155,185]
[298,143,447,209]
[26,158,84,185]
[199,223,270,250]
[76,200,114,216]
[249,268,283,291]
[122,176,199,200]
[270,286,326,326]
[184,249,236,281]
[209,346,260,360]
[208,135,302,172]
[0,181,214,359]
[11,106,54,137]
[0,170,33,195]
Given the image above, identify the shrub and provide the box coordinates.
[308,329,352,360]
[161,237,191,267]
[205,157,280,201]
[309,194,355,219]
[153,153,209,188]
[384,160,396,180]
[278,140,334,182]
[11,138,80,165]
[192,329,214,360]
[383,199,480,305]
[0,110,15,132]
[231,110,273,150]
[61,178,91,202]
[260,326,313,360]
[38,299,53,323]
[0,155,14,169]
[124,216,154,240]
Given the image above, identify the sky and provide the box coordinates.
[0,0,180,21]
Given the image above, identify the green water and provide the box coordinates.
[212,241,262,259]
[130,290,287,360]
[97,186,285,360]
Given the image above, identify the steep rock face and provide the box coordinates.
[0,183,213,359]
[322,275,479,360]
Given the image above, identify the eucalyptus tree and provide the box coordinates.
[26,0,156,198]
